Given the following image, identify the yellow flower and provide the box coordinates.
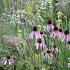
[56,19,62,28]
[57,11,63,19]
[25,0,32,17]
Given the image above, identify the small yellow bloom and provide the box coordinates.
[57,11,63,19]
[56,19,62,28]
[57,11,63,16]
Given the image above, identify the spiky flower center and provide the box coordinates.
[47,50,50,53]
[59,29,62,32]
[53,45,57,48]
[33,26,37,31]
[47,20,52,24]
[40,32,43,34]
[68,41,70,44]
[64,30,69,35]
[37,38,42,43]
[54,27,58,31]
[7,56,10,59]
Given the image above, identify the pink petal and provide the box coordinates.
[29,31,34,39]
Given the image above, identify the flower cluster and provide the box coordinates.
[29,26,45,50]
[29,19,70,50]
[43,45,58,59]
[45,20,70,42]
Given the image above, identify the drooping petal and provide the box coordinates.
[67,34,70,41]
[8,60,12,65]
[29,31,35,39]
[44,24,54,32]
[35,42,39,50]
[4,60,7,65]
[35,32,42,39]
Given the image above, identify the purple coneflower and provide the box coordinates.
[40,32,43,37]
[29,26,44,39]
[58,29,64,41]
[1,56,16,65]
[44,20,54,32]
[49,45,58,56]
[37,32,44,38]
[50,27,59,38]
[29,26,38,39]
[35,38,45,50]
[43,50,53,59]
[63,30,69,41]
[35,31,44,39]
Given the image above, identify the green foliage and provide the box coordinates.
[0,44,10,56]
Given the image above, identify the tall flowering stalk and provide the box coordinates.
[17,21,24,58]
[56,11,63,29]
[25,0,32,19]
[57,11,63,19]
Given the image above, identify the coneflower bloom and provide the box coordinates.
[44,20,54,32]
[63,30,69,41]
[43,50,53,60]
[35,31,44,39]
[58,29,64,41]
[29,26,44,39]
[49,45,58,56]
[29,26,38,39]
[50,27,59,38]
[36,32,44,39]
[40,32,44,37]
[1,56,16,65]
[35,38,45,50]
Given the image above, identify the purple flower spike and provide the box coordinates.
[20,17,26,24]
